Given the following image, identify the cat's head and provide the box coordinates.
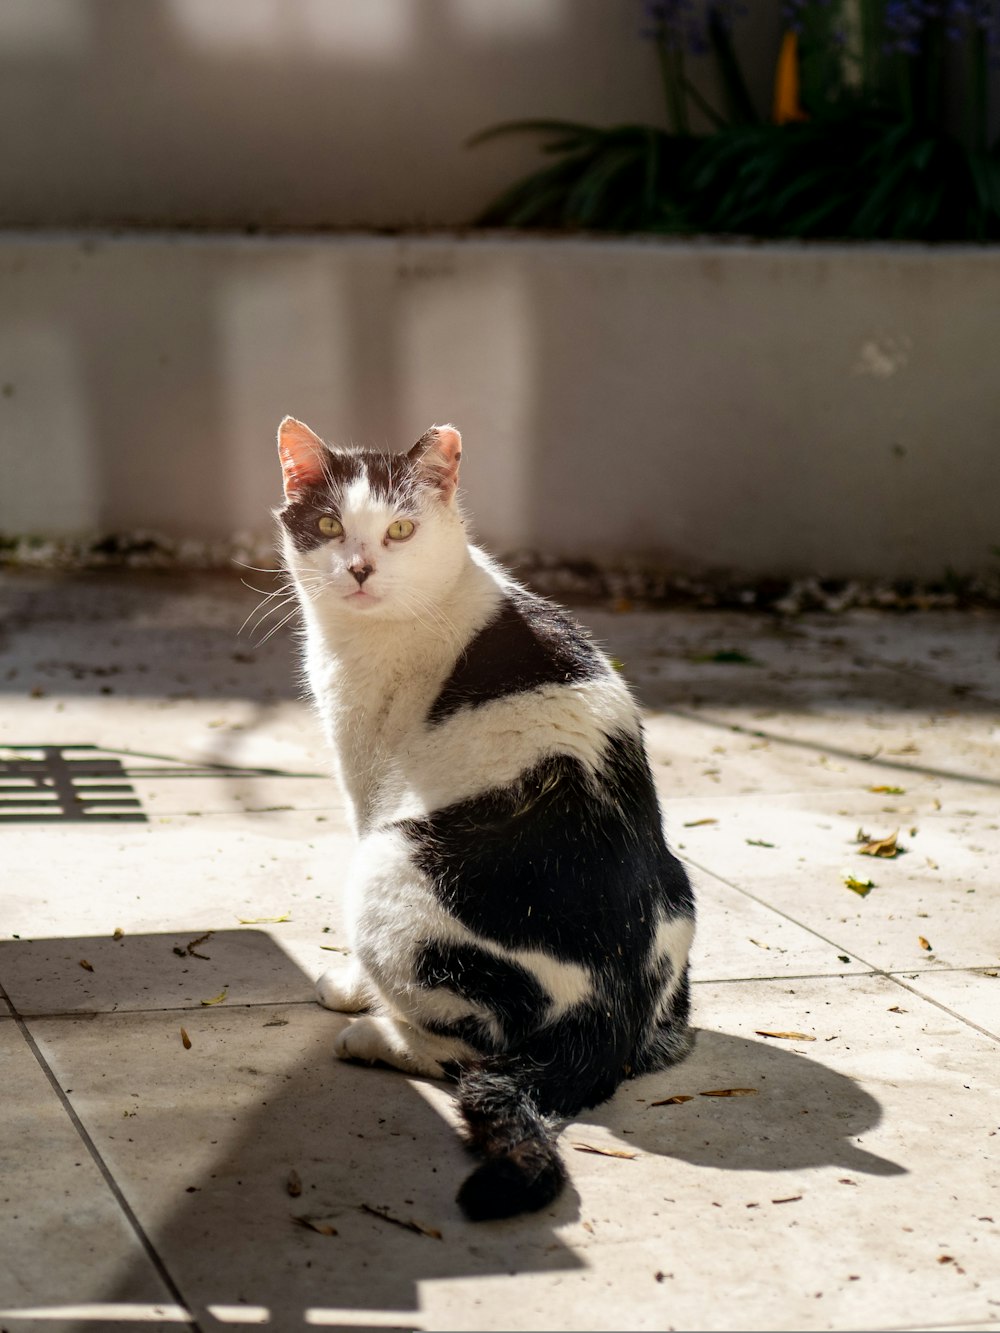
[276,417,467,620]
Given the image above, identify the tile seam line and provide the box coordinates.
[0,977,206,1333]
[16,997,319,1020]
[656,704,1000,790]
[871,1319,1000,1332]
[684,855,1000,1045]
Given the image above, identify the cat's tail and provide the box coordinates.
[454,1059,566,1221]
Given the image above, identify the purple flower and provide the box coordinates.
[884,0,999,53]
[642,0,747,55]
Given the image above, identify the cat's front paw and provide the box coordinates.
[316,962,372,1013]
[334,1016,393,1065]
[334,1016,445,1078]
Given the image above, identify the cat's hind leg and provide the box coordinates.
[316,958,375,1013]
[334,1014,470,1079]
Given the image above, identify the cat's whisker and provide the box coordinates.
[234,560,286,574]
[239,576,297,624]
[246,569,334,644]
[251,603,302,647]
[243,600,297,640]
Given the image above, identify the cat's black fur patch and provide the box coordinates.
[416,941,548,1047]
[399,729,694,1118]
[402,731,692,958]
[427,592,605,724]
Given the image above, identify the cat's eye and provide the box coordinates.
[386,519,415,542]
[317,515,343,539]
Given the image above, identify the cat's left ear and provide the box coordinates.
[408,424,462,502]
[277,416,328,500]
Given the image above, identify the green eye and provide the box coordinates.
[386,519,415,542]
[317,515,343,539]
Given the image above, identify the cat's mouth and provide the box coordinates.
[345,588,379,606]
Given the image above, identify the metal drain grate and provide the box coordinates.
[0,745,146,823]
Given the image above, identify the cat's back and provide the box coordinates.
[378,571,639,825]
[429,580,610,722]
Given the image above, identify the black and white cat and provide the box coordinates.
[276,416,695,1221]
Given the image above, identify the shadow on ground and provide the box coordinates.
[2,930,902,1328]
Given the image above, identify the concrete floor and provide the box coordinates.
[0,569,997,1333]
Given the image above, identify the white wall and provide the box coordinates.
[0,0,781,229]
[1,233,996,581]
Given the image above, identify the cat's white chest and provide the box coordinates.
[306,644,441,830]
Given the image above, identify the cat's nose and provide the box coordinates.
[349,561,374,587]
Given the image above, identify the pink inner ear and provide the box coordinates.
[277,417,327,498]
[409,423,462,499]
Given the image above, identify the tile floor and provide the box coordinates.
[0,570,997,1333]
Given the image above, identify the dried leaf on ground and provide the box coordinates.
[292,1214,338,1236]
[683,818,717,828]
[918,936,933,951]
[112,927,124,940]
[649,1094,695,1107]
[755,1030,816,1042]
[286,1169,302,1198]
[772,1195,803,1205]
[182,931,213,960]
[698,1088,758,1097]
[869,785,905,795]
[746,839,776,848]
[571,1142,638,1159]
[79,959,94,972]
[843,874,875,896]
[200,987,228,1007]
[360,1203,442,1239]
[319,944,351,953]
[238,913,291,924]
[858,830,901,858]
[180,1027,191,1050]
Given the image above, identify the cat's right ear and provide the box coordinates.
[277,417,328,500]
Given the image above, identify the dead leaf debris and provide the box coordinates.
[292,1214,338,1237]
[857,829,902,858]
[755,1031,816,1042]
[360,1203,442,1240]
[172,931,213,961]
[571,1142,638,1159]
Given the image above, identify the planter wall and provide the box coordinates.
[0,232,996,581]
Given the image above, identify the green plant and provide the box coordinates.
[469,1,1000,241]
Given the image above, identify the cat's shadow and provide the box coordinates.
[575,1026,906,1179]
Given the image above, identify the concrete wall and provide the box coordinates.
[0,232,996,580]
[0,0,781,229]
